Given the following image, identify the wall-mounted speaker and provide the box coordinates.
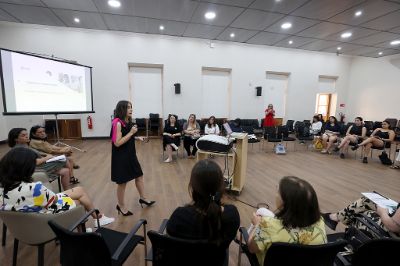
[256,86,262,96]
[174,83,181,94]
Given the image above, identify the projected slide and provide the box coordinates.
[1,49,93,113]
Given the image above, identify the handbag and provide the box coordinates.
[313,138,323,150]
[378,151,392,165]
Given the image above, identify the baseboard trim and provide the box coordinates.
[82,136,110,140]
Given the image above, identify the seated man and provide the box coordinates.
[229,118,243,133]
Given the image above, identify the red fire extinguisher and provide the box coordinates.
[87,115,93,129]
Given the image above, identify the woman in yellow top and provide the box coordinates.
[248,176,327,265]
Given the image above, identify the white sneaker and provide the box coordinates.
[94,215,115,228]
[164,158,172,163]
[170,143,179,150]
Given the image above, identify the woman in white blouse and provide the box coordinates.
[204,116,220,135]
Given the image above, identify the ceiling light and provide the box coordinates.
[73,17,80,23]
[341,32,352,39]
[355,10,363,17]
[108,0,121,8]
[205,11,216,20]
[281,22,292,30]
[288,40,293,44]
[159,25,164,31]
[275,0,282,2]
[337,47,342,50]
[390,40,400,46]
[230,33,235,38]
[378,52,383,55]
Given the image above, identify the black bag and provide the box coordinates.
[378,151,392,165]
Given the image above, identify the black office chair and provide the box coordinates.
[285,119,295,134]
[149,113,160,136]
[147,219,229,266]
[364,121,374,136]
[48,210,147,266]
[263,126,281,151]
[237,227,347,266]
[295,122,314,149]
[278,125,295,151]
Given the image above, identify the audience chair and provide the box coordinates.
[364,121,374,136]
[237,227,347,266]
[285,120,295,134]
[263,126,281,151]
[277,125,296,151]
[149,113,160,136]
[370,141,392,159]
[147,219,229,266]
[48,209,147,266]
[373,121,382,130]
[294,122,314,149]
[384,118,398,129]
[135,118,148,135]
[0,206,85,266]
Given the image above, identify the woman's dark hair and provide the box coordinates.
[189,159,224,244]
[30,125,45,140]
[0,147,36,191]
[167,114,178,125]
[382,120,392,129]
[355,117,363,122]
[114,100,132,123]
[312,115,320,122]
[275,176,321,228]
[318,114,324,122]
[207,116,216,127]
[7,128,26,148]
[329,116,338,125]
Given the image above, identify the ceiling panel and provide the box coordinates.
[361,9,400,30]
[42,0,98,12]
[103,14,148,33]
[216,27,258,42]
[296,22,350,39]
[200,0,253,8]
[146,19,187,36]
[0,7,18,22]
[344,46,383,56]
[328,0,400,26]
[325,27,378,42]
[230,9,284,30]
[265,15,319,35]
[0,0,44,6]
[362,48,400,57]
[350,31,399,46]
[0,3,64,26]
[190,3,244,27]
[389,26,400,34]
[274,36,316,48]
[300,39,341,51]
[292,0,365,20]
[374,38,400,50]
[246,31,288,45]
[322,43,366,53]
[183,23,224,39]
[52,9,108,30]
[93,0,197,22]
[249,0,310,14]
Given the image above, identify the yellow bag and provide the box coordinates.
[313,138,323,150]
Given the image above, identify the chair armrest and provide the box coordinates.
[355,214,389,237]
[112,219,147,261]
[158,219,169,234]
[68,209,99,231]
[238,227,250,243]
[336,252,352,266]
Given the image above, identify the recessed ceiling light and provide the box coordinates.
[205,11,216,20]
[108,0,121,8]
[378,51,383,55]
[288,40,293,44]
[281,22,292,29]
[337,46,342,50]
[230,33,235,38]
[390,40,400,46]
[275,0,282,2]
[73,17,80,23]
[159,25,164,31]
[341,32,352,39]
[355,10,363,17]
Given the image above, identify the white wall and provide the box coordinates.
[0,21,353,140]
[346,55,400,122]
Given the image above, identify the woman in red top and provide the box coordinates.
[263,104,275,127]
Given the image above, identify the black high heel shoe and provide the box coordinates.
[139,198,156,208]
[116,205,133,216]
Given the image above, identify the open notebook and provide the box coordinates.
[362,191,398,215]
[46,155,67,163]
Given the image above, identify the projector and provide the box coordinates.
[196,135,234,153]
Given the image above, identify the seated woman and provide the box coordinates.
[166,159,240,264]
[229,118,243,133]
[352,120,395,163]
[163,114,182,163]
[183,114,201,159]
[29,125,80,184]
[321,116,341,154]
[323,197,400,238]
[8,128,71,190]
[248,176,327,265]
[0,147,114,227]
[310,115,323,136]
[204,116,220,135]
[334,117,366,159]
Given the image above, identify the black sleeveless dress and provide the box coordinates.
[111,122,143,184]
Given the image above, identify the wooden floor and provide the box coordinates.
[1,139,399,266]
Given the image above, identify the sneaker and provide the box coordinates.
[170,143,179,150]
[164,158,172,163]
[340,153,345,159]
[321,149,327,154]
[94,215,115,228]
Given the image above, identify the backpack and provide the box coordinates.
[313,138,324,150]
[275,143,286,155]
[379,151,392,165]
